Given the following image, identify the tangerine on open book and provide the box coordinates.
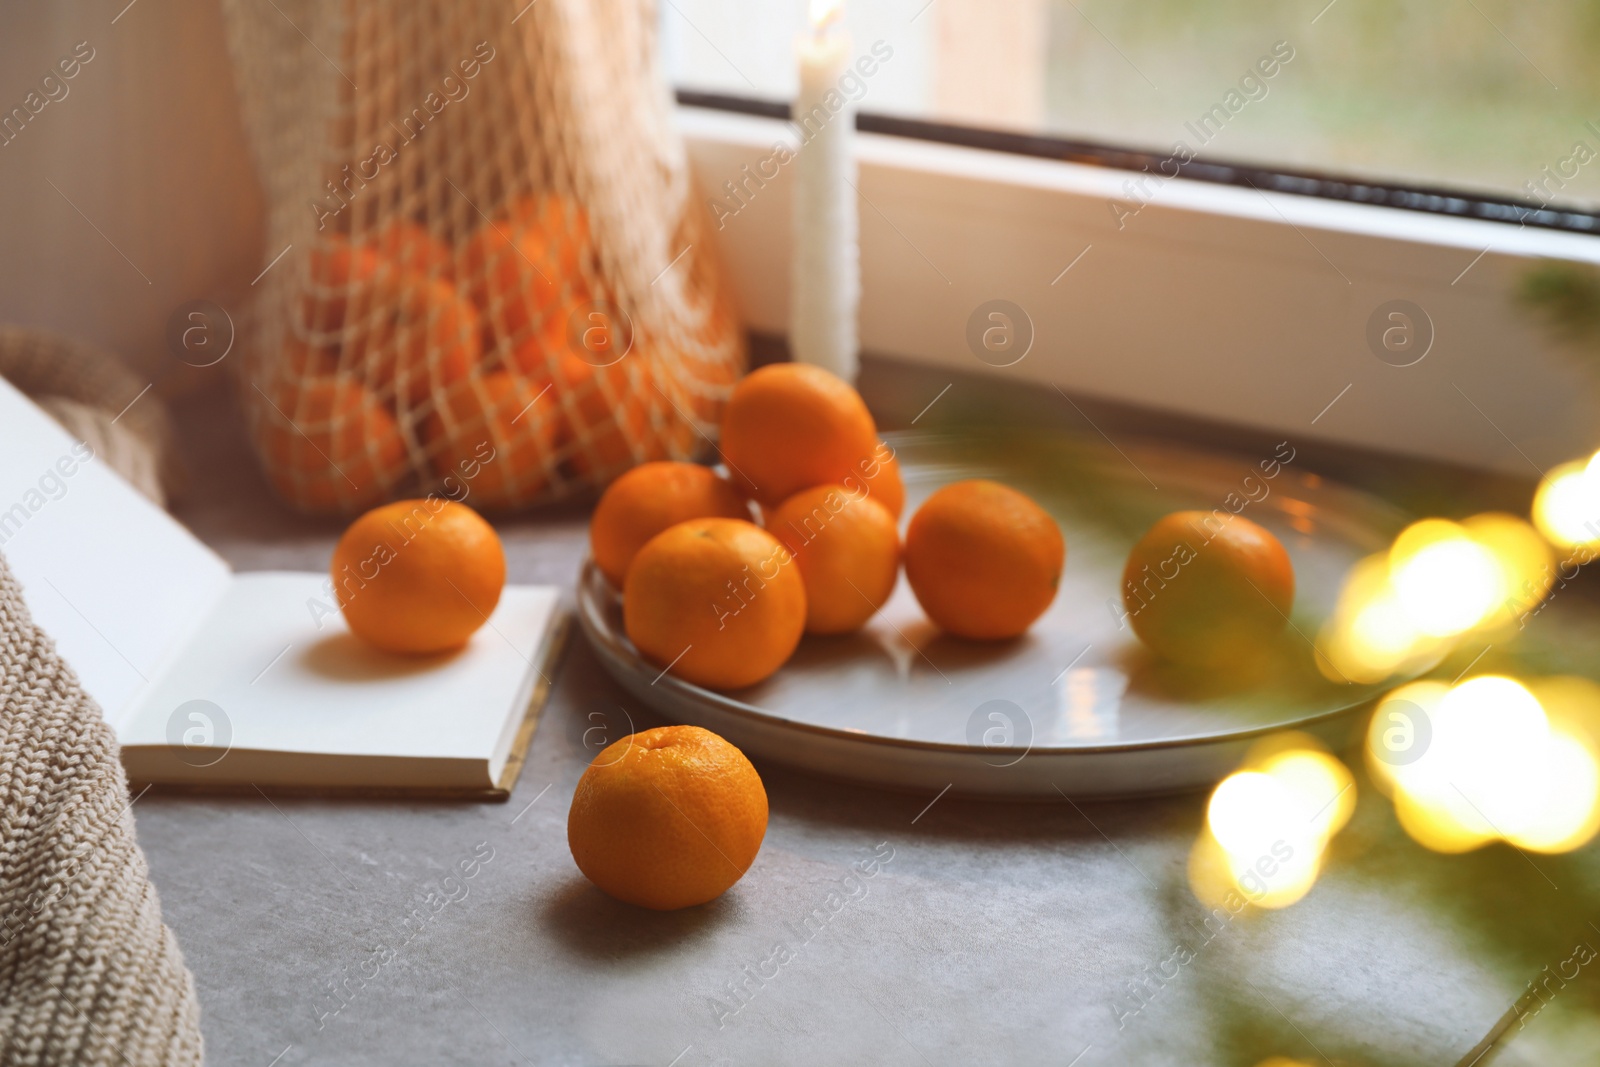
[623,517,806,690]
[567,724,767,910]
[904,479,1064,640]
[331,499,506,654]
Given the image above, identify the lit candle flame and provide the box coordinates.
[809,0,844,34]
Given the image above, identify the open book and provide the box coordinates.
[0,377,564,798]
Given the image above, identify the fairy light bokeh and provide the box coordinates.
[1192,735,1354,910]
[1533,454,1600,550]
[1317,513,1553,684]
[1367,675,1600,855]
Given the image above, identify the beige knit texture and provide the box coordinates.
[0,551,203,1066]
[0,326,184,507]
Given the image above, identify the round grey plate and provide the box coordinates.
[578,431,1416,798]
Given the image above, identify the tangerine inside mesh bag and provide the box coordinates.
[220,0,744,513]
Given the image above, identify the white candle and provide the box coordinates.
[790,0,860,382]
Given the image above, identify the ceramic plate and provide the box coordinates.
[578,430,1417,798]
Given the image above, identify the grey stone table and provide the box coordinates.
[133,359,1599,1066]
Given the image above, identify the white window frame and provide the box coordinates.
[680,104,1600,476]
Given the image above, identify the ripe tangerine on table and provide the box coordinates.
[567,724,768,910]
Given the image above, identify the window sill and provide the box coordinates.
[680,104,1600,476]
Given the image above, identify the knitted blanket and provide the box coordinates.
[0,550,203,1065]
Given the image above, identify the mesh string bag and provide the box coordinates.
[218,0,745,514]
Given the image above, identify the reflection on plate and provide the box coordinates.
[579,430,1420,798]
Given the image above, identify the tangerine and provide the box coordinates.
[623,517,805,689]
[590,461,749,587]
[769,485,899,634]
[422,372,559,510]
[719,363,877,506]
[330,498,506,654]
[567,724,767,910]
[903,479,1064,639]
[260,375,408,514]
[1122,510,1294,667]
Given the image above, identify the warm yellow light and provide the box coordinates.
[1225,838,1320,910]
[1529,675,1600,748]
[1260,749,1356,842]
[1389,520,1500,637]
[1414,676,1549,832]
[1382,674,1600,855]
[1365,681,1448,796]
[1503,729,1600,853]
[1393,787,1496,853]
[1186,825,1322,911]
[1350,585,1424,659]
[1316,554,1439,684]
[1388,677,1545,851]
[1533,458,1600,549]
[809,0,844,31]
[1199,743,1355,909]
[1207,771,1290,856]
[1462,513,1555,627]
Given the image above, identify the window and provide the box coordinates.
[663,0,1600,218]
[665,2,1600,477]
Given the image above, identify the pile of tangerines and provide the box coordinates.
[589,362,1069,692]
[260,195,699,514]
[322,360,1299,913]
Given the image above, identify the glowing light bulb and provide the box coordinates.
[1200,745,1355,909]
[1385,674,1600,855]
[1462,513,1555,626]
[1393,787,1497,853]
[1365,681,1448,796]
[1316,554,1437,684]
[1207,771,1291,857]
[1504,729,1600,853]
[1533,458,1600,550]
[1260,749,1355,842]
[1418,676,1548,824]
[1389,520,1500,637]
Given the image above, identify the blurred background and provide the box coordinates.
[3,0,1595,385]
[664,0,1600,210]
